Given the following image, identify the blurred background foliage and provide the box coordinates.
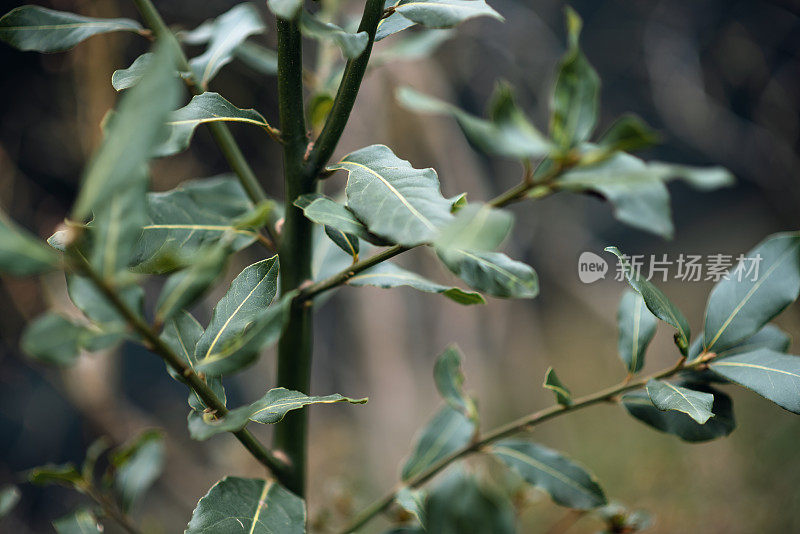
[1,0,799,532]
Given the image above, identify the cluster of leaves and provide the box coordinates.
[0,1,798,533]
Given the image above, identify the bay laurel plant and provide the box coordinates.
[1,1,799,533]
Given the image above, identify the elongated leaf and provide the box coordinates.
[650,162,734,191]
[433,203,512,253]
[425,470,515,534]
[703,232,800,353]
[395,487,426,525]
[402,406,475,481]
[160,310,227,411]
[0,210,57,275]
[188,3,265,87]
[543,367,571,405]
[132,176,256,274]
[66,275,143,327]
[112,52,154,91]
[294,194,390,246]
[155,241,230,324]
[267,0,303,20]
[325,226,360,259]
[111,430,164,511]
[300,11,368,59]
[28,464,81,486]
[436,248,538,298]
[372,29,453,63]
[348,262,484,305]
[646,379,714,424]
[622,383,735,442]
[558,153,673,238]
[330,144,454,246]
[155,92,273,157]
[550,7,599,148]
[397,85,551,160]
[393,0,503,30]
[53,509,101,534]
[605,246,690,354]
[710,349,800,413]
[195,257,279,363]
[598,114,659,154]
[72,43,180,221]
[89,177,147,280]
[195,293,294,376]
[0,485,20,519]
[186,477,305,534]
[434,345,478,419]
[21,313,90,366]
[617,290,658,373]
[491,440,606,510]
[188,388,366,440]
[0,6,142,52]
[375,11,416,42]
[235,41,278,75]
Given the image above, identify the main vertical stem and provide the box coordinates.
[274,17,313,496]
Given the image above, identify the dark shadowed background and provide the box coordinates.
[1,0,799,532]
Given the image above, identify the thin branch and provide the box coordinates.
[304,0,385,179]
[338,352,717,533]
[131,0,279,243]
[68,249,292,485]
[80,482,141,534]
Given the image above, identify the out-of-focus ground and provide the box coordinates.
[1,0,799,532]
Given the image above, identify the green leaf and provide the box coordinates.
[155,241,230,325]
[402,406,475,481]
[703,232,800,353]
[0,485,20,519]
[111,429,164,511]
[195,257,279,364]
[436,249,538,298]
[330,144,454,246]
[0,210,58,275]
[617,290,658,373]
[348,262,484,305]
[188,3,265,87]
[186,477,305,534]
[112,52,155,91]
[393,0,503,31]
[543,367,571,406]
[558,153,673,238]
[622,383,735,442]
[132,176,256,274]
[375,12,416,42]
[372,29,453,63]
[710,349,800,413]
[21,313,90,366]
[397,85,551,160]
[395,487,426,525]
[295,194,391,246]
[53,508,101,534]
[72,42,180,221]
[425,470,516,534]
[155,92,273,157]
[27,463,81,486]
[646,379,714,424]
[433,203,512,253]
[325,226,360,259]
[597,114,659,154]
[160,310,227,412]
[0,6,142,53]
[267,0,303,20]
[66,274,143,327]
[195,293,294,376]
[188,388,366,440]
[234,41,278,76]
[300,11,369,59]
[605,246,690,355]
[491,440,607,510]
[649,162,734,191]
[89,176,147,280]
[550,7,599,149]
[434,345,478,419]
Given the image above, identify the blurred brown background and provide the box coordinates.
[1,0,799,532]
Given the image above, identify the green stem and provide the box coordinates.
[69,250,291,483]
[273,15,313,497]
[131,0,275,229]
[304,0,384,179]
[339,353,717,533]
[81,482,141,534]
